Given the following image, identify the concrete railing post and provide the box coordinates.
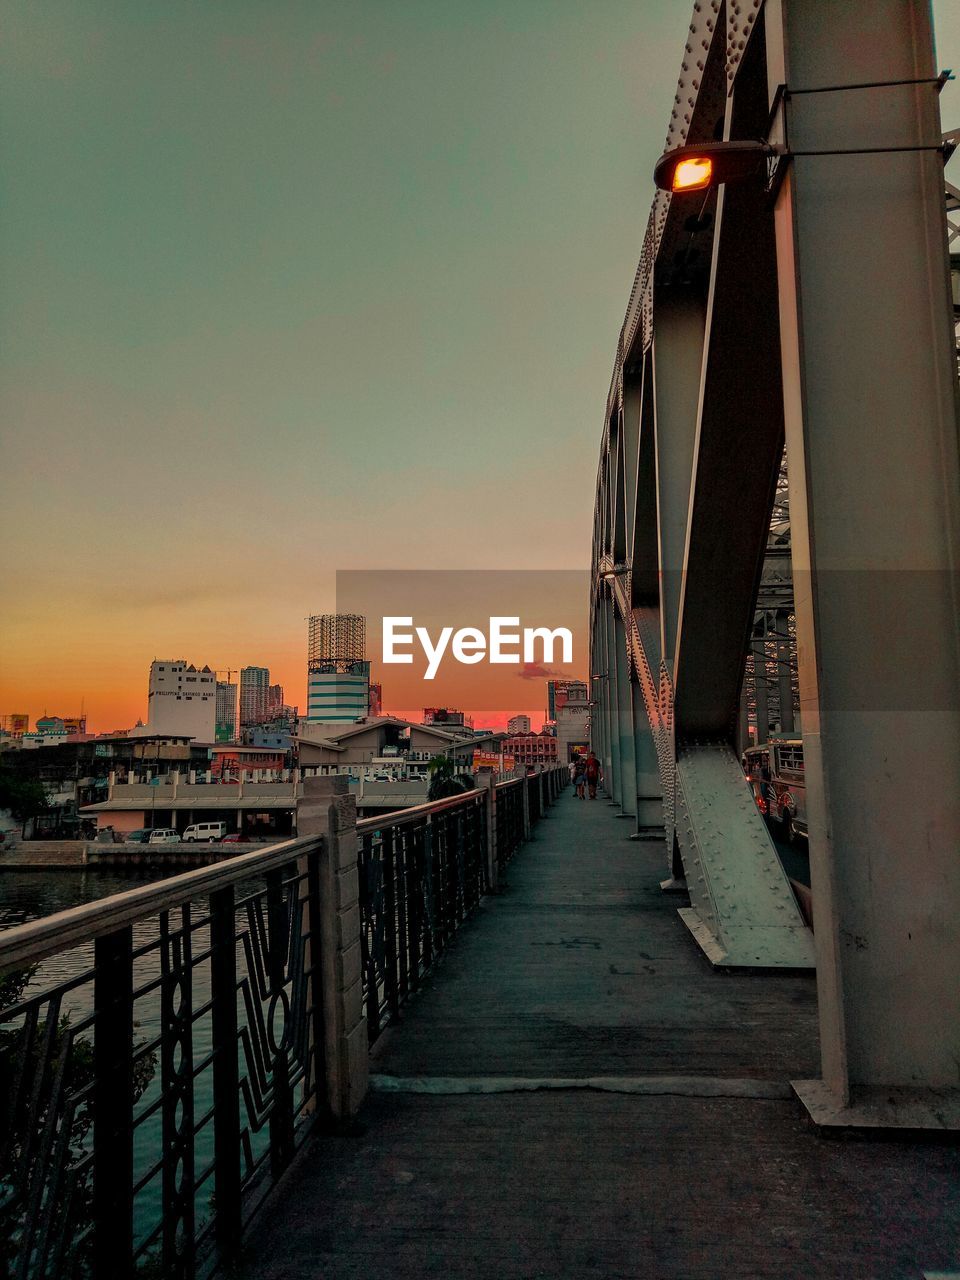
[481,774,498,892]
[297,776,368,1123]
[521,773,531,841]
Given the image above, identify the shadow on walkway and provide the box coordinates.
[244,791,960,1280]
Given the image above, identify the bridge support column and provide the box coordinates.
[631,679,663,835]
[298,777,368,1122]
[767,0,960,1126]
[603,593,623,804]
[613,611,637,818]
[652,292,707,669]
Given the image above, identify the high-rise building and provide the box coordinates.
[507,714,531,735]
[307,614,370,724]
[239,667,270,727]
[267,683,284,718]
[137,660,216,741]
[215,681,238,742]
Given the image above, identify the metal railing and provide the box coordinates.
[495,778,525,871]
[525,773,542,824]
[356,790,487,1043]
[357,767,569,1043]
[0,836,325,1280]
[0,766,571,1278]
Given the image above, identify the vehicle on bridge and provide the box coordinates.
[742,741,806,843]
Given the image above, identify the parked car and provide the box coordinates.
[182,821,227,843]
[125,829,151,844]
[221,832,251,844]
[147,828,181,845]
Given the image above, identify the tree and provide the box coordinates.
[0,770,49,832]
[426,755,471,801]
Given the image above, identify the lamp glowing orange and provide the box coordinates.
[672,156,713,192]
[654,141,771,193]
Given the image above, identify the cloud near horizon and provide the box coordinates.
[516,662,565,681]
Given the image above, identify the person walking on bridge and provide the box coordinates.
[584,751,601,800]
[573,755,586,799]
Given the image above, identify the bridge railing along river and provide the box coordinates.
[0,764,568,1280]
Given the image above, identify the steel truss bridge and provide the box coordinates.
[589,0,960,1127]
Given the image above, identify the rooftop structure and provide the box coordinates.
[307,614,365,666]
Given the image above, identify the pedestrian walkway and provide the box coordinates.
[244,791,960,1280]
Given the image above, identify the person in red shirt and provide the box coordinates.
[584,752,602,800]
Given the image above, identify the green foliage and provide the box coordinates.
[0,770,50,823]
[426,754,470,801]
[0,965,36,1010]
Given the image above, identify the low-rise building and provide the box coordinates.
[0,733,210,837]
[502,733,559,767]
[297,716,504,772]
[211,743,289,780]
[422,708,470,728]
[80,771,300,839]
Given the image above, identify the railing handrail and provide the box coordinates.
[494,776,526,792]
[0,833,320,975]
[355,787,484,834]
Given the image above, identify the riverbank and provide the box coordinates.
[0,840,268,870]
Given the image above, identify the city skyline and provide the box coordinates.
[1,2,957,729]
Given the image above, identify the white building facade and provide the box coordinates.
[140,660,216,741]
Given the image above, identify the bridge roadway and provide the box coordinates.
[244,791,959,1279]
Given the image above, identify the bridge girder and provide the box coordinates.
[590,0,960,1127]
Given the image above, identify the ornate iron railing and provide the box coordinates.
[356,790,487,1043]
[0,836,325,1280]
[495,778,526,871]
[525,773,542,824]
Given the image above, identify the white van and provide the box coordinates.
[182,821,228,843]
[147,828,181,845]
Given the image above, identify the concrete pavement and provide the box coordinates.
[243,789,960,1279]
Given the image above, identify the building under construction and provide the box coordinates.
[307,613,366,667]
[306,614,369,724]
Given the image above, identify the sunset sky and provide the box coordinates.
[2,2,958,732]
